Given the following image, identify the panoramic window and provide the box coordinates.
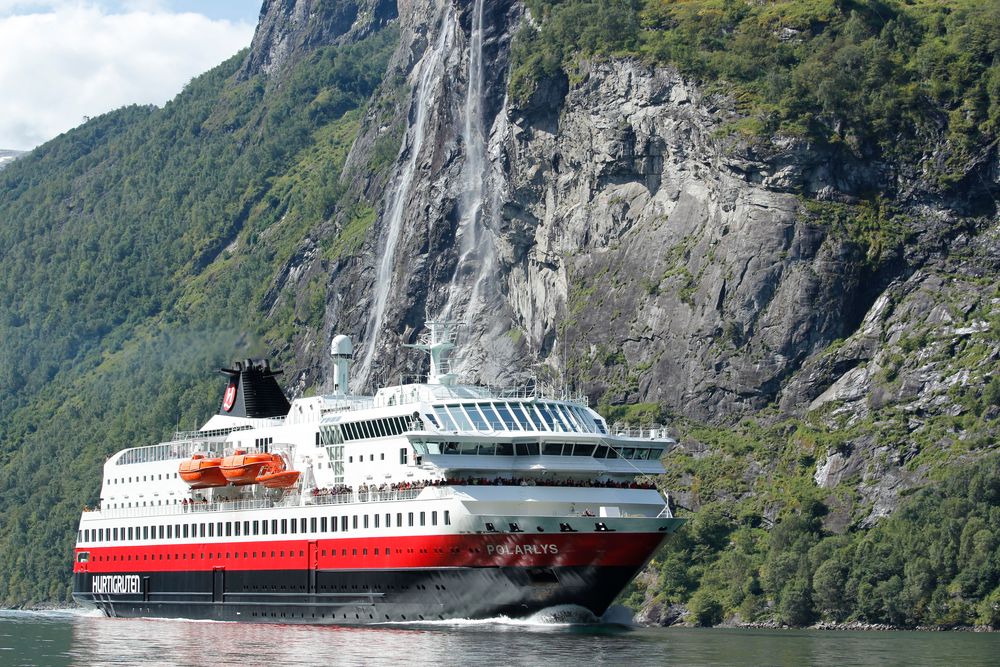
[480,403,505,430]
[465,404,488,430]
[449,405,474,430]
[493,402,515,429]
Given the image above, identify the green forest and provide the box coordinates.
[0,26,398,603]
[619,425,1000,628]
[1,0,998,629]
[512,0,999,183]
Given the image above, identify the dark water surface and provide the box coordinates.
[2,607,999,666]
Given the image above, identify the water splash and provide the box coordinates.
[398,604,605,629]
[353,4,456,392]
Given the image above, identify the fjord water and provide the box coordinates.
[3,609,1000,666]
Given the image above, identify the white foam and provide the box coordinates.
[397,604,602,629]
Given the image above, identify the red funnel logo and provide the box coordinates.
[222,381,237,412]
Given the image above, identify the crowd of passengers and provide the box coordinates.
[309,477,656,497]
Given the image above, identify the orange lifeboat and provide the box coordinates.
[178,454,227,489]
[220,450,272,485]
[258,469,300,489]
[256,453,300,489]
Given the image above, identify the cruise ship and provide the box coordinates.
[72,322,684,623]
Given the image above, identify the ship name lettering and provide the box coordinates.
[91,575,141,595]
[486,544,559,556]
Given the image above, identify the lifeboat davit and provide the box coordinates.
[256,454,300,489]
[220,450,272,485]
[178,454,227,489]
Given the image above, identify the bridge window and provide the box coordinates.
[493,402,515,429]
[452,405,475,431]
[467,405,489,431]
[434,406,458,431]
[480,404,505,430]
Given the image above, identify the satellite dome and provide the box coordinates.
[330,334,353,357]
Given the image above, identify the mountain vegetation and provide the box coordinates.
[0,27,396,604]
[512,0,1000,184]
[618,418,1000,628]
[0,0,997,631]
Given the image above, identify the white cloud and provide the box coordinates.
[0,4,255,150]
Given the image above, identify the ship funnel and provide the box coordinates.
[330,334,353,396]
[218,359,290,418]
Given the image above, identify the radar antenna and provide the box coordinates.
[405,321,459,385]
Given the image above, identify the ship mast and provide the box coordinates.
[405,320,459,385]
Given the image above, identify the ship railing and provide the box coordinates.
[306,487,450,506]
[83,487,455,519]
[378,375,590,407]
[657,495,674,519]
[172,416,285,441]
[607,423,671,440]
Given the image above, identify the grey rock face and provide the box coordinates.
[254,0,996,523]
[240,0,398,78]
[490,61,873,420]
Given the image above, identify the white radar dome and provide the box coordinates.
[330,334,353,357]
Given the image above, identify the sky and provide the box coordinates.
[0,1,263,151]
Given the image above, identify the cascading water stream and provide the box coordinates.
[353,6,456,391]
[440,0,491,325]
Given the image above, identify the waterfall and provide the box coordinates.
[353,5,456,392]
[440,0,492,325]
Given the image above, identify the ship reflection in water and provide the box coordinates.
[3,609,1000,667]
[67,606,635,666]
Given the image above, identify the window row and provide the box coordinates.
[79,510,451,544]
[321,416,414,445]
[79,544,453,564]
[427,401,607,436]
[108,472,179,486]
[416,441,662,460]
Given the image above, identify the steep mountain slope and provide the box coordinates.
[0,149,23,170]
[0,10,398,603]
[0,0,997,625]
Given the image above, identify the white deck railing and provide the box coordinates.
[82,487,452,520]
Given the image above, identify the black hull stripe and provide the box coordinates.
[74,565,640,623]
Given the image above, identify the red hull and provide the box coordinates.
[73,531,666,573]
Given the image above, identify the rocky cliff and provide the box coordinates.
[255,0,997,528]
[1,0,996,616]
